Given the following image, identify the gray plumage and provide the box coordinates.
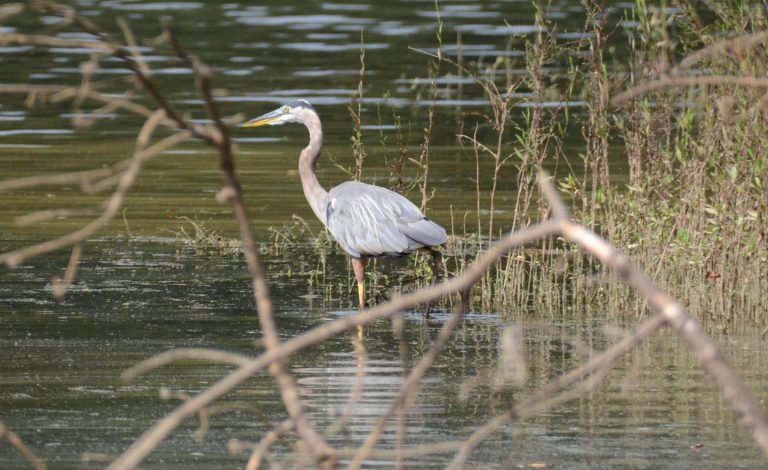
[243,99,446,307]
[325,181,447,258]
[243,100,447,260]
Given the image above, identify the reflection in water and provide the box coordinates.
[0,242,766,468]
[0,129,73,136]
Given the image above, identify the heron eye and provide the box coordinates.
[281,106,290,113]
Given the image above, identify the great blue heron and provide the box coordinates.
[242,99,447,308]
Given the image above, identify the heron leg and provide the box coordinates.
[352,256,368,309]
[430,249,443,285]
[419,248,443,316]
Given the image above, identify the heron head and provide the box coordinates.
[242,99,316,128]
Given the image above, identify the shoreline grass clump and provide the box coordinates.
[162,1,766,324]
[173,216,243,256]
[292,1,768,324]
[594,1,768,323]
[429,1,767,325]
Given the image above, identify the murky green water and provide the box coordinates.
[1,1,767,469]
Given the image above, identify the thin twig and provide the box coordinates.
[122,348,254,382]
[611,75,768,105]
[116,17,150,78]
[672,30,768,74]
[560,220,768,457]
[0,3,24,23]
[243,419,294,470]
[0,423,46,470]
[0,31,108,49]
[0,160,127,193]
[448,313,666,469]
[33,0,205,139]
[15,206,103,226]
[108,220,560,470]
[0,121,191,267]
[51,243,82,299]
[0,84,155,119]
[165,25,335,466]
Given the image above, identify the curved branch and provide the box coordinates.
[122,348,254,382]
[0,423,46,470]
[0,122,191,267]
[611,75,768,105]
[0,84,156,118]
[672,30,768,74]
[106,220,561,470]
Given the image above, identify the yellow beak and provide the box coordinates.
[241,116,278,128]
[241,107,284,128]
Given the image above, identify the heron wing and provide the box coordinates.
[325,181,447,258]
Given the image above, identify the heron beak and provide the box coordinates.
[241,108,284,128]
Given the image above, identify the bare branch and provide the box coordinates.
[51,243,82,299]
[0,423,46,470]
[122,348,254,382]
[0,31,109,50]
[560,220,768,457]
[673,30,768,74]
[161,23,335,466]
[0,84,155,118]
[116,18,150,78]
[537,171,568,219]
[35,1,195,131]
[107,220,560,470]
[15,206,103,226]
[243,419,294,470]
[0,121,192,267]
[0,166,119,193]
[0,3,24,23]
[612,76,768,105]
[448,312,667,469]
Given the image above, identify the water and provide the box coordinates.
[2,241,766,468]
[0,238,764,469]
[1,1,767,469]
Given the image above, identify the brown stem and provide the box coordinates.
[109,220,560,470]
[167,28,335,466]
[0,423,46,470]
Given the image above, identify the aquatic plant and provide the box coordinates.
[174,216,243,256]
[394,0,768,323]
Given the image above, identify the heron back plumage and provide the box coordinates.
[324,181,447,258]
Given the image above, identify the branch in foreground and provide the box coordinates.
[0,125,192,267]
[447,312,668,469]
[560,220,768,457]
[106,220,561,470]
[448,176,768,467]
[0,423,46,470]
[111,174,768,469]
[167,27,335,466]
[122,348,254,381]
[611,75,768,105]
[0,84,155,118]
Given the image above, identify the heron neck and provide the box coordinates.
[299,115,329,225]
